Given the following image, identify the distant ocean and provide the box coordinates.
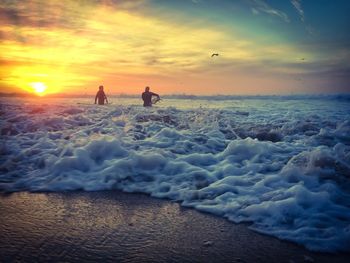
[1,95,350,252]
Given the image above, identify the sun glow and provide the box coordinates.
[31,82,47,95]
[1,0,347,95]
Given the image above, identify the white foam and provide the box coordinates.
[1,96,350,252]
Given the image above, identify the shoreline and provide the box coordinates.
[1,191,349,263]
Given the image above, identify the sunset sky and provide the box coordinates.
[1,0,349,95]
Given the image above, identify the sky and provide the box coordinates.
[0,0,349,95]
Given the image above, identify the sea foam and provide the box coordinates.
[1,97,350,252]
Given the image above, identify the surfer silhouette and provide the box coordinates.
[95,85,108,105]
[142,86,160,107]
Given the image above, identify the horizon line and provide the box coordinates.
[0,92,350,99]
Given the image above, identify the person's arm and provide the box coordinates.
[151,92,160,99]
[105,93,108,104]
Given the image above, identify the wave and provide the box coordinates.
[1,98,350,252]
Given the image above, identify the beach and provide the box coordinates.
[1,191,349,263]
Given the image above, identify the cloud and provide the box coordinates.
[248,0,290,23]
[1,0,346,94]
[96,0,148,10]
[251,8,259,15]
[290,1,317,36]
[0,1,91,30]
[2,1,256,93]
[290,0,304,22]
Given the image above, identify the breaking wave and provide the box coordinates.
[1,97,350,252]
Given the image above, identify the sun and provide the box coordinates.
[31,82,47,95]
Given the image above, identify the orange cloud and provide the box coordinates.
[1,0,343,95]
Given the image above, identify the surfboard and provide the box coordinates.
[151,97,161,105]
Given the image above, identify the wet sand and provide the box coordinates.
[0,191,349,263]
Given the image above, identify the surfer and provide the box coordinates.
[142,86,160,107]
[94,85,108,105]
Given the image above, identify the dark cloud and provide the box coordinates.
[0,7,28,26]
[0,1,89,29]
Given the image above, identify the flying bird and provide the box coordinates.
[300,58,305,61]
[211,53,219,57]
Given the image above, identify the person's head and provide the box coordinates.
[99,85,104,91]
[145,86,150,92]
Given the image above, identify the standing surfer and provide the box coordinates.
[95,85,108,105]
[142,86,160,107]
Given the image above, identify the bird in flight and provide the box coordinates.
[211,53,219,57]
[301,58,305,61]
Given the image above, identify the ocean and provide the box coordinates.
[1,95,350,252]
